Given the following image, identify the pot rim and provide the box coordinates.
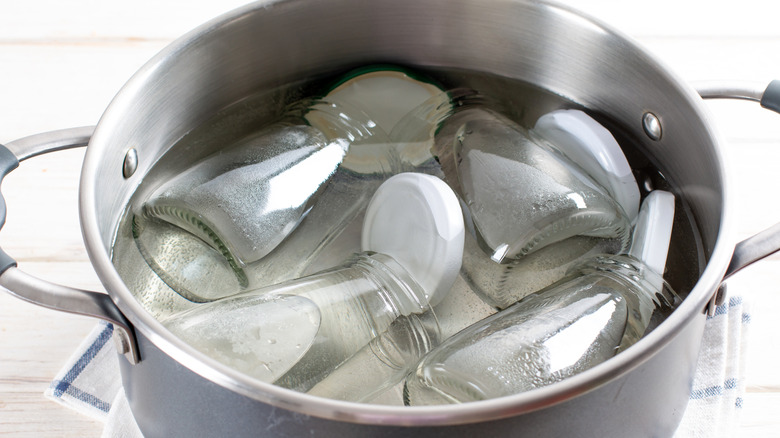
[79,0,735,426]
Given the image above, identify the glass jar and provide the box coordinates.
[403,254,680,405]
[430,105,633,310]
[435,106,631,263]
[162,252,439,397]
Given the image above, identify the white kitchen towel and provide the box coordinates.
[45,289,751,438]
[44,321,143,438]
[673,291,752,437]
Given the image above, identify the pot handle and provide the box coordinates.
[696,80,780,313]
[695,79,780,112]
[0,127,139,364]
[696,80,780,277]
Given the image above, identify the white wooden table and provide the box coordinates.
[1,1,779,436]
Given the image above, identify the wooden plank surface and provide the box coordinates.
[1,1,780,436]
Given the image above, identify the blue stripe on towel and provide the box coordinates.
[690,385,723,400]
[49,379,112,413]
[690,378,740,401]
[49,322,114,410]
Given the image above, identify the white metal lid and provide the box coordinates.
[628,190,675,277]
[361,173,465,307]
[534,109,641,221]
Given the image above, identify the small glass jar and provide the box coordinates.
[434,106,631,263]
[115,119,358,316]
[429,105,632,311]
[402,254,680,405]
[163,252,440,396]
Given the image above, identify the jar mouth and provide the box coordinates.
[573,254,683,336]
[353,252,432,316]
[369,312,440,371]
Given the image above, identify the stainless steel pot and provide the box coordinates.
[2,0,779,436]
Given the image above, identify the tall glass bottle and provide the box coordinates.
[403,190,679,405]
[133,68,448,303]
[163,173,465,399]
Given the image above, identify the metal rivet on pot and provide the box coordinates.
[113,329,130,355]
[642,112,662,141]
[123,148,138,178]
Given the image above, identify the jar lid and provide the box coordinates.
[322,66,444,134]
[534,109,640,221]
[304,67,447,174]
[362,173,465,307]
[628,189,675,277]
